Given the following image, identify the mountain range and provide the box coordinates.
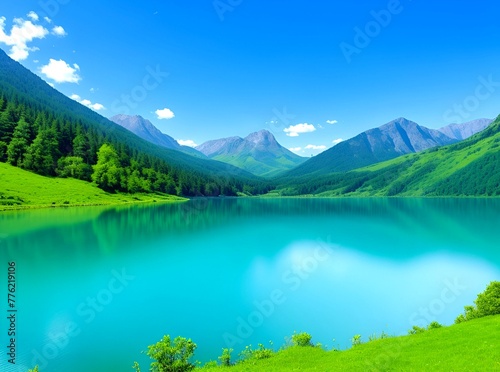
[109,114,205,158]
[196,130,306,177]
[110,114,492,180]
[1,47,498,198]
[276,114,500,197]
[0,48,263,197]
[281,117,492,179]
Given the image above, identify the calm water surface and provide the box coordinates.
[1,198,499,371]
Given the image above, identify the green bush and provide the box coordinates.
[252,343,274,360]
[455,281,500,323]
[351,334,362,347]
[427,321,443,330]
[291,332,313,347]
[136,335,197,372]
[408,325,426,335]
[239,343,274,362]
[218,348,233,366]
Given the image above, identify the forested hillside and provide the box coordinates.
[276,115,500,197]
[0,50,271,197]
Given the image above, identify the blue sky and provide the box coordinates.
[1,1,500,156]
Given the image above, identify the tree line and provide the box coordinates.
[0,94,271,196]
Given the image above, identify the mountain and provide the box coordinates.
[109,114,205,158]
[439,118,493,140]
[278,114,500,197]
[281,118,459,179]
[0,48,267,197]
[196,130,306,177]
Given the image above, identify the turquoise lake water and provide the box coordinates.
[1,198,499,371]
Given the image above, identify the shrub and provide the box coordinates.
[218,348,233,366]
[142,335,197,372]
[239,342,274,362]
[291,332,313,347]
[455,281,500,323]
[351,334,362,347]
[427,321,443,330]
[475,281,500,316]
[252,343,274,360]
[408,325,426,335]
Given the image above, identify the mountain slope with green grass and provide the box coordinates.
[0,49,272,197]
[0,162,184,211]
[279,117,458,179]
[277,115,500,197]
[201,315,500,371]
[197,130,306,177]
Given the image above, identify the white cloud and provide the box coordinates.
[27,12,39,21]
[0,15,49,61]
[70,93,105,111]
[52,26,67,36]
[33,59,39,63]
[155,108,175,120]
[326,120,338,125]
[305,144,327,150]
[177,139,197,147]
[40,59,81,83]
[283,123,316,137]
[332,138,344,146]
[289,147,302,152]
[44,17,52,24]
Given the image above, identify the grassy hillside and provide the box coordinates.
[0,49,269,200]
[0,162,185,211]
[277,115,500,197]
[212,153,303,178]
[200,316,500,371]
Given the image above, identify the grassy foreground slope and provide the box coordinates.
[203,316,500,371]
[0,162,185,211]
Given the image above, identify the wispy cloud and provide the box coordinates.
[155,108,175,120]
[284,123,316,137]
[326,120,338,125]
[289,147,302,152]
[41,59,81,83]
[177,139,197,147]
[332,138,343,146]
[70,94,105,111]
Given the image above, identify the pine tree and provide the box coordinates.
[7,116,32,166]
[23,128,60,175]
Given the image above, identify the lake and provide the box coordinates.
[1,198,499,371]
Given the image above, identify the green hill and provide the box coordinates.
[0,49,271,198]
[196,130,306,178]
[201,315,500,371]
[277,115,500,197]
[0,162,184,211]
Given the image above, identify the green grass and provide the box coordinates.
[0,162,186,211]
[201,315,500,371]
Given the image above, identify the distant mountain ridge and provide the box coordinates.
[282,117,467,179]
[196,130,306,177]
[439,118,493,140]
[109,114,205,158]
